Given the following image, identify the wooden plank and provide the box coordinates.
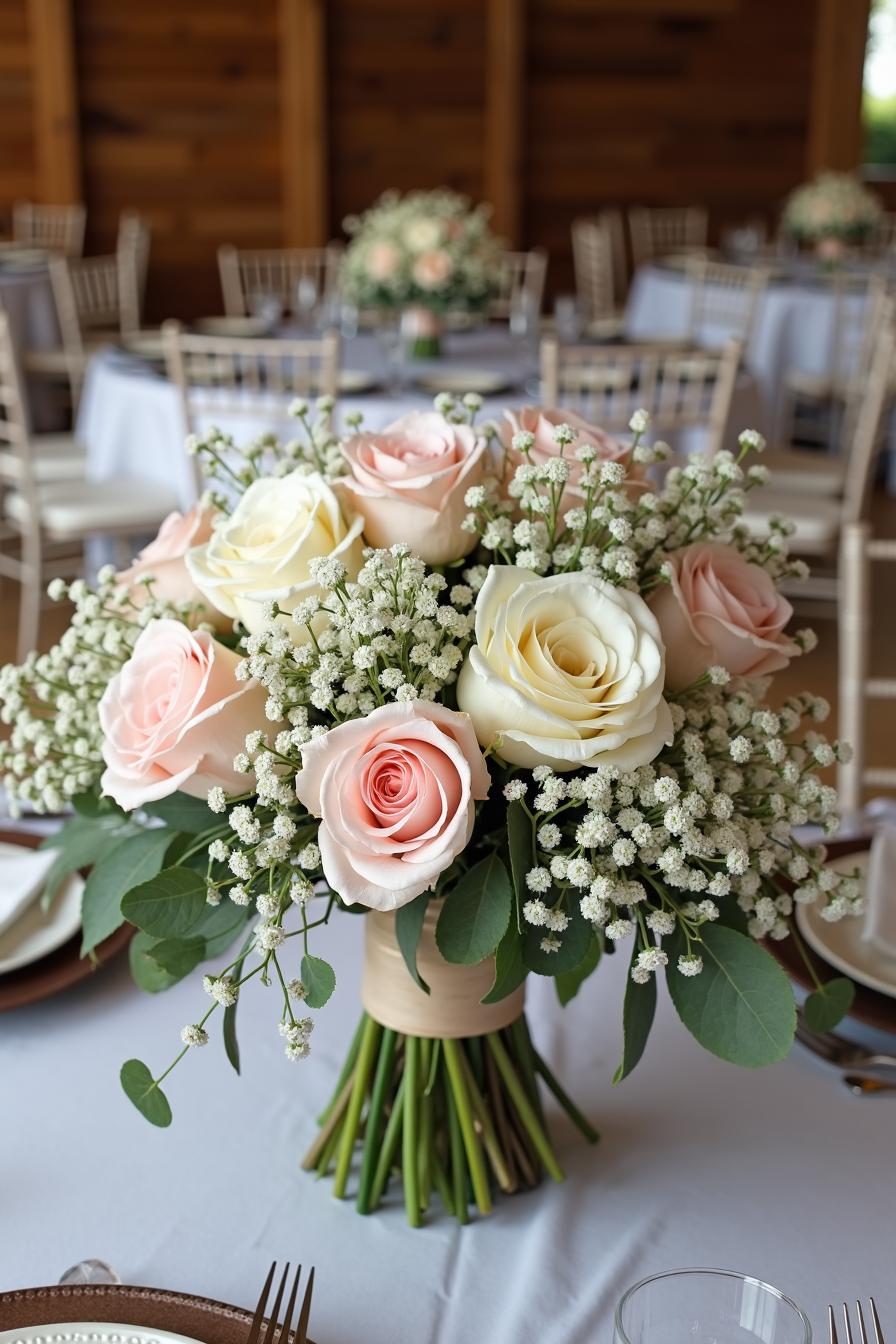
[484,0,523,243]
[807,0,871,172]
[27,0,82,203]
[279,0,327,245]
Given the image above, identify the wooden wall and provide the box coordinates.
[0,0,873,319]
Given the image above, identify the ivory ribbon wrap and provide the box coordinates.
[361,900,525,1038]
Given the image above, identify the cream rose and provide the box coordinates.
[186,470,364,636]
[340,411,485,565]
[117,504,228,630]
[501,406,643,509]
[649,542,799,690]
[294,701,491,911]
[457,567,673,771]
[99,619,267,811]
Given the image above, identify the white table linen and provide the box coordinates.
[0,896,893,1342]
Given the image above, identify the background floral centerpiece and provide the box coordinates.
[341,188,502,355]
[0,397,862,1228]
[781,171,883,259]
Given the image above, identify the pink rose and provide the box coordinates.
[118,505,228,631]
[649,542,799,690]
[99,618,267,810]
[340,410,485,565]
[413,249,453,289]
[367,241,400,281]
[501,406,644,510]
[294,701,491,911]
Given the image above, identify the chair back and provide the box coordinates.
[489,249,548,322]
[12,201,85,256]
[685,256,771,345]
[540,336,741,458]
[117,211,151,334]
[840,311,896,526]
[218,244,344,319]
[572,218,617,321]
[0,310,39,502]
[628,205,708,270]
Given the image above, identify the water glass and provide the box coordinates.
[58,1258,121,1286]
[248,292,282,328]
[615,1269,811,1344]
[295,276,319,325]
[554,293,582,343]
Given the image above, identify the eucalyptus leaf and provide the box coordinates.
[395,890,431,993]
[223,938,252,1075]
[523,907,594,976]
[481,919,526,1004]
[436,853,513,965]
[121,867,208,939]
[301,954,336,1009]
[120,1058,172,1127]
[147,935,208,978]
[803,977,855,1033]
[191,899,253,957]
[80,827,173,955]
[505,799,533,922]
[72,790,125,820]
[613,943,657,1082]
[129,931,178,993]
[39,814,135,911]
[666,924,795,1067]
[142,792,219,833]
[556,933,602,1007]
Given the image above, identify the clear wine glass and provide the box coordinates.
[553,293,582,343]
[615,1268,811,1344]
[58,1259,121,1286]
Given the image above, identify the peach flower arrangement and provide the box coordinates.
[0,397,861,1228]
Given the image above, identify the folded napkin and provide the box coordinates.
[0,845,57,937]
[862,824,896,958]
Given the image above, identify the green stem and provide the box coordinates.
[403,1035,421,1227]
[317,1015,366,1125]
[445,1075,469,1226]
[301,1071,355,1171]
[356,1028,398,1214]
[418,1038,433,1212]
[431,1146,456,1218]
[332,1016,382,1199]
[530,1047,600,1144]
[368,1072,406,1211]
[457,1044,515,1193]
[512,1018,547,1129]
[443,1038,492,1215]
[487,1032,565,1184]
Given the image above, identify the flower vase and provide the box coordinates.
[401,306,443,359]
[302,901,599,1226]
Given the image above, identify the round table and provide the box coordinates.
[0,860,893,1342]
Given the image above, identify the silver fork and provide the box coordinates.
[829,1299,885,1344]
[247,1261,315,1344]
[795,1017,896,1072]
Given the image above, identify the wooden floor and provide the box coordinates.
[3,492,896,798]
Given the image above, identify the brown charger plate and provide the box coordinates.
[0,827,132,1013]
[767,836,896,1035]
[0,1283,315,1343]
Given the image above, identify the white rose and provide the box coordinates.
[404,217,442,252]
[186,470,364,636]
[456,566,674,772]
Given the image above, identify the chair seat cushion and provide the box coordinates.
[4,478,181,538]
[741,489,840,554]
[759,447,843,496]
[0,434,87,485]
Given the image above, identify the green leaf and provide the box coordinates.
[71,789,125,820]
[301,954,336,1009]
[191,900,253,957]
[523,907,594,975]
[142,792,218,833]
[394,891,431,993]
[436,853,513,965]
[120,1058,172,1127]
[666,924,796,1067]
[223,937,252,1075]
[556,934,602,1007]
[129,931,178,992]
[121,867,208,939]
[613,943,657,1082]
[803,977,855,1033]
[505,799,533,922]
[80,827,173,955]
[147,936,207,978]
[39,814,135,910]
[481,919,526,1004]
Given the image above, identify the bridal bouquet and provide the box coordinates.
[0,398,861,1227]
[782,171,883,253]
[341,189,501,352]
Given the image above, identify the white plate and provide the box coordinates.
[0,841,83,976]
[193,315,271,338]
[122,332,166,361]
[0,1324,204,1344]
[795,850,896,999]
[338,367,380,394]
[415,368,511,397]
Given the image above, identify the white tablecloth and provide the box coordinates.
[78,329,762,517]
[0,263,63,431]
[625,263,867,432]
[1,895,894,1341]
